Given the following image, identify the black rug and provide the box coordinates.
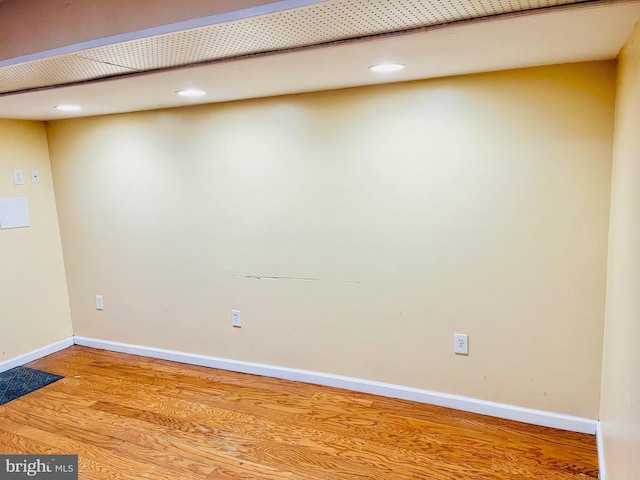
[0,366,63,405]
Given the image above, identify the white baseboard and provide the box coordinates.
[73,336,597,434]
[597,422,606,479]
[0,337,74,373]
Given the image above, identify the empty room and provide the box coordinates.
[1,0,639,478]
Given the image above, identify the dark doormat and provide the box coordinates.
[0,366,64,406]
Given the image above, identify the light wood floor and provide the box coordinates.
[0,346,598,479]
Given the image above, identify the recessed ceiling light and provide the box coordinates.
[54,105,82,112]
[369,63,405,73]
[176,89,206,97]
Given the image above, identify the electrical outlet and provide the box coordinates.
[231,310,242,328]
[96,295,104,311]
[454,333,468,355]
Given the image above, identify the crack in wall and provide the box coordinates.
[234,275,363,284]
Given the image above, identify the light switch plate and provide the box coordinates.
[232,310,242,327]
[13,170,24,185]
[31,170,40,183]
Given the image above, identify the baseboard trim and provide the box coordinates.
[73,336,597,434]
[0,337,74,373]
[597,422,606,479]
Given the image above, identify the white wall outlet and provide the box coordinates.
[13,170,24,185]
[231,309,242,327]
[95,295,104,311]
[454,333,468,355]
[31,170,40,183]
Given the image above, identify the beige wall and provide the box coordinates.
[47,61,614,418]
[0,120,72,362]
[600,22,640,478]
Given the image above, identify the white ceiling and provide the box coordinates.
[1,0,640,121]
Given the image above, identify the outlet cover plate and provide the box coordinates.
[454,333,468,355]
[231,310,242,328]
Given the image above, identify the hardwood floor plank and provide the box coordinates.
[3,392,281,476]
[45,371,387,445]
[0,428,56,455]
[206,463,292,479]
[1,346,598,479]
[361,440,496,480]
[111,442,216,479]
[502,438,599,477]
[489,457,598,479]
